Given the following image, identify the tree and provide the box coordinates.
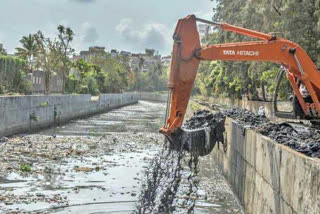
[101,55,130,93]
[129,60,168,92]
[0,43,7,55]
[15,34,38,73]
[67,55,132,95]
[57,25,74,92]
[34,31,62,94]
[196,0,320,100]
[0,56,30,94]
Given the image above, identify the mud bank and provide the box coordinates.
[0,93,138,137]
[224,108,320,158]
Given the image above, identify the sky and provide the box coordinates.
[0,0,216,55]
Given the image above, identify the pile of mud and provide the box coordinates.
[223,108,269,127]
[259,123,320,158]
[136,110,225,213]
[224,108,320,158]
[184,110,225,131]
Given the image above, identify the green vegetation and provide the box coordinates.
[194,0,320,100]
[0,44,7,55]
[66,55,130,95]
[30,112,39,122]
[40,101,48,107]
[0,55,31,94]
[1,24,168,95]
[20,163,32,172]
[130,62,168,92]
[15,34,38,74]
[66,53,168,95]
[190,102,200,112]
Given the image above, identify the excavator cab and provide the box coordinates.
[273,67,296,119]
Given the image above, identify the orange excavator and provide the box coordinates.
[160,15,320,149]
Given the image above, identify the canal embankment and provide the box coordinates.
[190,99,320,214]
[213,117,320,214]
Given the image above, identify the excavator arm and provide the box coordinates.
[160,15,320,139]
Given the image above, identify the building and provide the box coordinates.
[76,47,165,73]
[119,51,131,57]
[72,54,80,62]
[129,49,161,72]
[161,55,172,68]
[198,24,213,41]
[79,46,106,61]
[111,49,118,58]
[145,49,155,56]
[29,70,63,94]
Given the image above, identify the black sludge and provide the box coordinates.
[170,127,216,157]
[170,110,226,156]
[224,107,320,158]
[136,110,226,213]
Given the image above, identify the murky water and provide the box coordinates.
[0,100,242,213]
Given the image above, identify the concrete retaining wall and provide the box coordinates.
[139,92,168,102]
[212,117,320,214]
[0,93,138,137]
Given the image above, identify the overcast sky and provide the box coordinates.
[0,0,216,55]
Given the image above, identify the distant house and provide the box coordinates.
[161,55,172,68]
[79,46,106,62]
[119,51,131,57]
[111,49,119,58]
[72,54,80,62]
[145,49,155,56]
[30,70,63,94]
[129,49,161,73]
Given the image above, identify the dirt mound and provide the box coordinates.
[223,108,320,158]
[223,108,269,127]
[259,123,320,158]
[184,110,225,130]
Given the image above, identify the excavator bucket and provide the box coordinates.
[168,128,217,157]
[160,15,216,156]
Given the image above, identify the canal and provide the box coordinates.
[0,100,242,213]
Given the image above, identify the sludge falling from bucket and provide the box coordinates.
[136,110,226,213]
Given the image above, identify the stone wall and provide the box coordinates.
[212,117,320,214]
[0,93,138,137]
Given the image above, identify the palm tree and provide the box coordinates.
[15,34,38,73]
[57,25,74,93]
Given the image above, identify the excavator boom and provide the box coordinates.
[160,15,320,146]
